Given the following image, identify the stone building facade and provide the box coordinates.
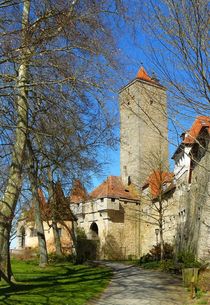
[172,116,210,261]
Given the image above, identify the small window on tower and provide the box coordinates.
[111,198,115,202]
[150,100,153,105]
[127,101,130,105]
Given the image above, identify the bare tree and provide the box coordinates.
[141,152,176,260]
[0,0,138,282]
[140,0,209,119]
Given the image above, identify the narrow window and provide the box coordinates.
[58,228,62,237]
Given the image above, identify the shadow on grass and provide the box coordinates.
[0,264,112,305]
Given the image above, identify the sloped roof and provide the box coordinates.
[172,116,210,159]
[69,179,89,204]
[183,116,210,144]
[142,171,175,199]
[90,176,140,201]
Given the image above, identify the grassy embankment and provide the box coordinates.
[0,259,112,305]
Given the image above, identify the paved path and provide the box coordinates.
[92,262,189,305]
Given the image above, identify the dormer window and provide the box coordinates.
[162,183,167,191]
[30,228,37,237]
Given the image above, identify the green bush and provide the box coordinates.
[139,243,174,264]
[149,243,174,260]
[48,253,75,263]
[140,261,162,269]
[177,251,202,268]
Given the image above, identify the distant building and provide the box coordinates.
[17,184,77,254]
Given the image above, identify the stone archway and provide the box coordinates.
[89,222,99,240]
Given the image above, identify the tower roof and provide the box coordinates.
[119,65,165,93]
[136,66,153,82]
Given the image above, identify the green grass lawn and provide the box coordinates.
[0,259,112,305]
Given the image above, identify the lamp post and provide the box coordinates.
[155,228,159,245]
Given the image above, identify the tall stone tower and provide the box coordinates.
[120,66,168,187]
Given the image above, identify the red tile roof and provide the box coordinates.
[143,171,174,199]
[69,179,88,204]
[183,116,210,144]
[90,176,140,201]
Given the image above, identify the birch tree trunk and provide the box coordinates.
[0,0,30,282]
[27,141,48,267]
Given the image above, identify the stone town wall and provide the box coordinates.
[140,191,177,256]
[120,80,168,187]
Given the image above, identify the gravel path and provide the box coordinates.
[91,262,189,305]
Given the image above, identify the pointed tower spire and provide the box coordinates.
[136,66,153,82]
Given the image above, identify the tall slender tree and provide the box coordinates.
[0,0,30,282]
